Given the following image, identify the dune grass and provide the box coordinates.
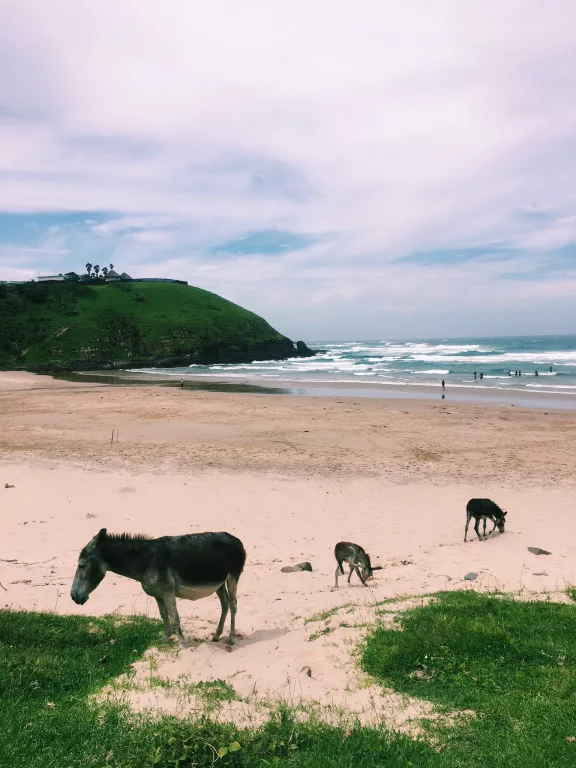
[0,609,435,768]
[362,590,576,767]
[2,592,576,767]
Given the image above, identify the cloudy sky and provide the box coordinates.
[1,0,575,340]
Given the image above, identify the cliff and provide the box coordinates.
[0,280,314,371]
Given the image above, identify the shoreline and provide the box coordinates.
[49,369,576,411]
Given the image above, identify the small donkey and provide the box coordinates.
[334,541,382,588]
[71,529,246,649]
[464,498,507,542]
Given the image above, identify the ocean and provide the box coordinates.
[130,335,576,404]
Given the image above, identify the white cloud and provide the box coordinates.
[0,0,575,336]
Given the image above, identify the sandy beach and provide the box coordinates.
[1,372,576,726]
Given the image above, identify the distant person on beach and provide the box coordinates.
[518,370,522,377]
[474,370,477,379]
[508,370,512,376]
[550,365,553,372]
[180,378,184,389]
[442,379,445,390]
[479,372,483,380]
[535,370,539,377]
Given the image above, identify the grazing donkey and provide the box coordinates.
[464,499,507,542]
[71,529,246,649]
[334,541,382,588]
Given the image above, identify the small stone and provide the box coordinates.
[532,572,548,576]
[528,547,552,556]
[464,572,478,581]
[566,736,575,743]
[301,666,312,677]
[4,483,14,489]
[281,562,313,573]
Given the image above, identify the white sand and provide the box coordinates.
[1,372,575,727]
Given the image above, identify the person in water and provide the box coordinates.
[180,378,184,389]
[474,370,477,379]
[480,372,484,380]
[535,370,539,377]
[442,379,445,390]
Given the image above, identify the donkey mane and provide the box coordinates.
[105,532,152,543]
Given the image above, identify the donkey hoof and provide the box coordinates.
[212,635,222,643]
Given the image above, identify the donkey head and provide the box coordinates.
[496,509,507,534]
[71,528,108,605]
[361,552,384,582]
[360,552,375,582]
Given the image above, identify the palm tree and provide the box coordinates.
[109,263,114,271]
[85,262,93,277]
[94,265,100,277]
[102,267,109,277]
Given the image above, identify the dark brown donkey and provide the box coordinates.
[334,541,382,588]
[71,529,246,649]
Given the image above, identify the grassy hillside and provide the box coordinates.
[0,280,296,370]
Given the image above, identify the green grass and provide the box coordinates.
[4,593,576,767]
[0,280,291,369]
[362,591,576,767]
[0,609,437,768]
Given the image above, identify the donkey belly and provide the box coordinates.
[176,583,224,601]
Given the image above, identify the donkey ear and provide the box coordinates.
[88,528,107,551]
[503,511,507,517]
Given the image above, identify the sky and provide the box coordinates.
[0,0,575,340]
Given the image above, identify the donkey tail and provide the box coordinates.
[228,536,247,582]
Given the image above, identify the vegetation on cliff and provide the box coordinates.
[0,280,297,370]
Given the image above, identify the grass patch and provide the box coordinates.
[363,591,576,766]
[305,605,351,624]
[0,608,442,767]
[5,594,576,767]
[308,627,335,642]
[0,609,162,767]
[192,679,241,703]
[567,587,576,603]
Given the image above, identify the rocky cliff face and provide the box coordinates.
[10,337,317,372]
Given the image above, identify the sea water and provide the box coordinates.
[131,335,576,400]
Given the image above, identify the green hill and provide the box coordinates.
[0,280,302,371]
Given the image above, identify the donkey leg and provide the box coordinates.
[474,518,484,541]
[335,564,342,588]
[154,596,172,642]
[347,565,354,584]
[355,566,368,586]
[226,575,239,647]
[212,584,229,643]
[483,518,488,538]
[464,512,472,542]
[163,593,186,650]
